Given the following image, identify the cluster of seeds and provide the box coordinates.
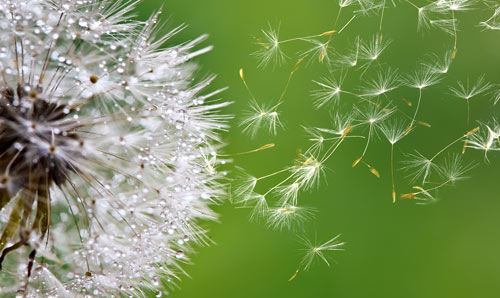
[236,0,500,275]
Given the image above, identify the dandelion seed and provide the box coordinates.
[406,1,445,32]
[300,39,331,64]
[248,193,269,221]
[429,19,457,35]
[402,68,443,131]
[421,50,453,74]
[449,75,491,126]
[352,105,394,167]
[359,35,391,65]
[293,155,325,190]
[360,67,400,97]
[491,86,500,105]
[339,0,358,8]
[303,126,326,155]
[380,119,409,202]
[437,153,476,183]
[275,182,302,205]
[311,74,346,108]
[480,6,500,30]
[402,68,443,90]
[240,101,282,137]
[233,167,259,203]
[400,186,437,205]
[332,36,361,68]
[265,204,316,231]
[298,234,345,272]
[401,151,436,184]
[253,24,287,68]
[467,120,500,161]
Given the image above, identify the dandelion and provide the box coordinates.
[0,1,229,296]
[449,75,492,125]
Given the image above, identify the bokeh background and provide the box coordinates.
[137,1,500,297]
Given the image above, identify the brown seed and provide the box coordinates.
[352,156,362,168]
[89,75,99,84]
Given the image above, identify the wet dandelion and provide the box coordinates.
[0,1,230,296]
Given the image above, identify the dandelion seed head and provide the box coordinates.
[0,1,228,296]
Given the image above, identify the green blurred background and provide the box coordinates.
[136,1,500,297]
